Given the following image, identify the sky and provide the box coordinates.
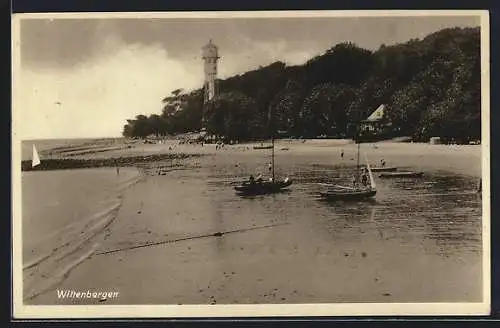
[14,13,481,139]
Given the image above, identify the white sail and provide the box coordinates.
[363,153,376,190]
[32,144,41,167]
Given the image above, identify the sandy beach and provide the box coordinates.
[23,138,482,176]
[21,139,483,305]
[15,10,490,317]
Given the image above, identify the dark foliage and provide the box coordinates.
[123,27,481,143]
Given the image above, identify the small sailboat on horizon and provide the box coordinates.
[32,144,41,168]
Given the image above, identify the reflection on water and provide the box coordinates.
[204,163,482,259]
[145,159,481,303]
[23,157,483,304]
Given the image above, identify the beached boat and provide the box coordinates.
[319,142,377,201]
[371,166,397,172]
[379,171,423,178]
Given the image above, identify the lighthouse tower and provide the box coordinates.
[202,39,220,105]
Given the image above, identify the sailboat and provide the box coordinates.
[234,108,292,196]
[32,144,41,168]
[319,141,377,201]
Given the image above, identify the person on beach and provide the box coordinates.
[352,175,357,188]
[249,175,255,185]
[380,159,386,167]
[116,167,120,176]
[341,149,344,159]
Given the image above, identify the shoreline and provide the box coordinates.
[21,153,203,172]
[23,138,481,178]
[21,137,483,305]
[23,145,482,305]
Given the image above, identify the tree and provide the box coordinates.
[299,83,356,137]
[304,42,375,87]
[204,91,260,141]
[148,114,164,136]
[269,78,307,137]
[123,27,480,144]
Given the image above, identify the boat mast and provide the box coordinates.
[356,140,360,185]
[268,104,275,181]
[271,137,275,181]
[355,113,361,185]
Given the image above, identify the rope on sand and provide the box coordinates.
[96,222,290,256]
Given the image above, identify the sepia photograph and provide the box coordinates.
[12,10,490,318]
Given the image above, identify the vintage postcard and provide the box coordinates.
[12,10,490,318]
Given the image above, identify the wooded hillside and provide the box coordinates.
[123,27,481,144]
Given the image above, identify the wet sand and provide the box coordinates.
[22,167,142,302]
[22,139,483,305]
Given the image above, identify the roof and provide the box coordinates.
[365,104,385,122]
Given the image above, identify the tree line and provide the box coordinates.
[123,27,481,144]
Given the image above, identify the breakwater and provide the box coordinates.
[21,153,203,171]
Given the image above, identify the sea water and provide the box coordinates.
[21,167,142,302]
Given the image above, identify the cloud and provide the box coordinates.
[15,31,320,139]
[15,39,203,139]
[217,36,318,78]
[15,15,480,139]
